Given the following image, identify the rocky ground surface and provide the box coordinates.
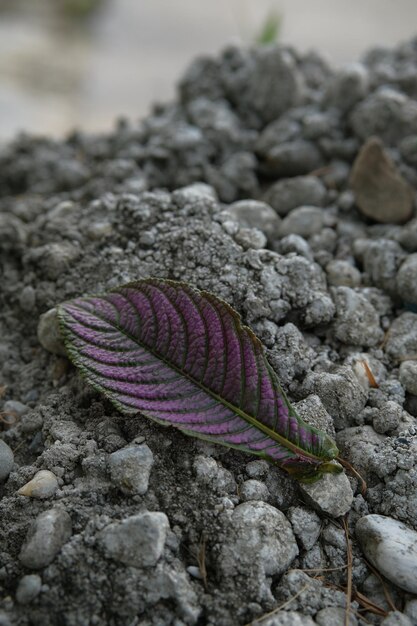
[1,37,417,626]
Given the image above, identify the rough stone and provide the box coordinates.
[315,607,357,626]
[260,140,324,178]
[263,175,326,217]
[217,501,298,599]
[108,444,154,495]
[325,61,369,112]
[287,506,321,550]
[351,87,417,144]
[397,254,417,305]
[299,471,353,518]
[356,515,417,594]
[362,239,405,296]
[0,440,14,482]
[99,512,169,568]
[331,286,383,347]
[385,312,417,360]
[19,508,72,569]
[239,479,269,502]
[325,260,361,288]
[381,613,414,626]
[302,366,368,429]
[226,200,281,243]
[399,360,417,396]
[350,137,415,223]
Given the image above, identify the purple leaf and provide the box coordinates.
[58,278,341,481]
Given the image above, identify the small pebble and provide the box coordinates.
[19,508,72,569]
[227,200,281,242]
[399,360,417,396]
[19,286,36,312]
[279,206,325,238]
[18,470,59,499]
[356,514,417,594]
[99,511,169,568]
[0,440,14,482]
[287,506,321,550]
[300,471,353,518]
[315,607,357,626]
[397,254,417,306]
[380,612,414,626]
[239,479,269,502]
[3,400,29,418]
[37,308,67,356]
[16,574,42,605]
[108,444,154,495]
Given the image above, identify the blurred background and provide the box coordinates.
[1,0,417,142]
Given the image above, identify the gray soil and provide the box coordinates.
[1,38,417,626]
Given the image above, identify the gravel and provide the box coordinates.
[1,33,417,626]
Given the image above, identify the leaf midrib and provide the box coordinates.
[65,293,322,463]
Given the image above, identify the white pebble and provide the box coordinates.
[356,514,417,594]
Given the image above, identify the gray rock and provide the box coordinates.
[397,254,417,305]
[315,607,357,626]
[19,508,72,569]
[27,242,80,281]
[276,234,313,261]
[279,206,325,238]
[108,444,154,495]
[381,613,414,626]
[336,425,385,478]
[245,460,269,479]
[404,598,417,624]
[259,612,316,626]
[350,137,415,224]
[397,216,417,252]
[372,400,402,434]
[0,440,14,482]
[99,511,169,568]
[3,400,29,418]
[293,395,336,440]
[37,308,67,356]
[226,200,281,242]
[356,514,417,594]
[326,260,361,288]
[351,86,417,144]
[19,285,36,312]
[263,175,326,217]
[385,312,417,360]
[275,569,347,616]
[325,62,369,112]
[303,366,368,429]
[287,506,321,550]
[234,227,267,250]
[224,46,305,124]
[0,613,12,626]
[261,140,323,177]
[399,360,417,396]
[239,479,269,502]
[193,455,236,494]
[362,239,405,297]
[331,286,383,347]
[217,501,298,599]
[15,574,42,605]
[299,471,353,518]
